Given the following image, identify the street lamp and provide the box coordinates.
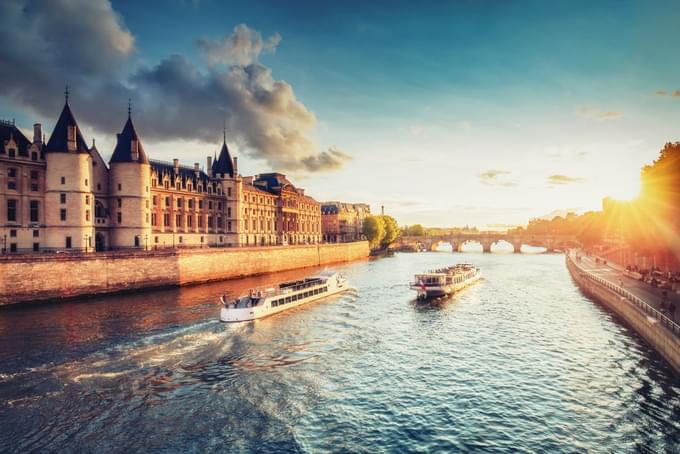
[144,234,149,251]
[83,234,89,253]
[1,234,6,254]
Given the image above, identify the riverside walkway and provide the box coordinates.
[576,252,680,326]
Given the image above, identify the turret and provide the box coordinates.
[43,94,95,251]
[108,106,151,249]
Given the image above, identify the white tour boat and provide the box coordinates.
[220,271,349,322]
[410,263,481,300]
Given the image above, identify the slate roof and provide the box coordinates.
[0,120,31,157]
[253,172,297,194]
[110,116,149,164]
[212,141,234,177]
[45,102,90,153]
[150,159,211,188]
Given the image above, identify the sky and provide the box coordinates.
[1,0,679,229]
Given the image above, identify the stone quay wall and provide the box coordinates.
[0,241,369,305]
[566,253,680,375]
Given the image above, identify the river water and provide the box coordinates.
[1,252,678,453]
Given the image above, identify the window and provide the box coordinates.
[208,201,213,210]
[33,230,39,238]
[85,195,90,205]
[227,207,232,217]
[30,170,38,179]
[165,197,170,207]
[218,202,222,211]
[10,229,16,237]
[163,213,170,226]
[145,200,149,209]
[227,221,232,231]
[60,209,67,221]
[198,216,203,228]
[31,152,37,161]
[7,181,16,190]
[153,196,158,206]
[145,212,149,223]
[60,193,66,204]
[118,183,122,191]
[33,243,39,252]
[178,236,183,243]
[10,243,17,253]
[97,183,101,191]
[30,201,39,222]
[118,198,122,208]
[61,177,65,184]
[155,236,159,244]
[84,179,88,187]
[65,237,72,249]
[151,213,157,226]
[227,187,232,197]
[188,199,193,209]
[177,199,182,209]
[188,215,193,228]
[31,182,38,192]
[8,168,16,177]
[199,200,204,209]
[85,210,90,222]
[7,200,17,222]
[175,214,181,227]
[117,212,122,223]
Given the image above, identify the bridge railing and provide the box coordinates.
[567,252,680,337]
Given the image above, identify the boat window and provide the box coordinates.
[272,301,278,307]
[285,296,291,303]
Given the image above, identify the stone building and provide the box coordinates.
[321,201,371,243]
[0,97,321,253]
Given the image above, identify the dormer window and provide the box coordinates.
[8,148,15,158]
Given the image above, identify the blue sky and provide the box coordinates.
[3,0,680,227]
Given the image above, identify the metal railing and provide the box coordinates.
[567,252,680,337]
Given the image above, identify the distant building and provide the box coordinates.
[321,201,370,243]
[0,97,321,253]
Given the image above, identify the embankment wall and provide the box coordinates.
[0,241,369,305]
[566,255,680,375]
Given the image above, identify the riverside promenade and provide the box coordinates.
[567,250,680,374]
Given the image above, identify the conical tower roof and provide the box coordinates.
[212,139,234,177]
[110,115,149,164]
[45,100,90,153]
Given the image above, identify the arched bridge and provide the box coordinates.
[394,233,579,253]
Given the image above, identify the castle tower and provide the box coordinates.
[212,134,241,245]
[44,95,95,251]
[108,107,151,249]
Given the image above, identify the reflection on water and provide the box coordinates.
[0,253,678,452]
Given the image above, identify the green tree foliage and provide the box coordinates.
[402,224,425,236]
[362,215,385,248]
[379,215,399,248]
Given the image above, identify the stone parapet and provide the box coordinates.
[0,241,369,305]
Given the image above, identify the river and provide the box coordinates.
[1,252,678,452]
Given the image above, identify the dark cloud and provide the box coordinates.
[547,174,585,185]
[0,1,348,173]
[478,170,517,187]
[197,24,281,67]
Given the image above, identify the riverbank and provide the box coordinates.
[0,241,369,305]
[566,251,680,375]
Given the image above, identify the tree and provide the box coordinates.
[362,216,385,248]
[379,215,399,248]
[403,224,425,236]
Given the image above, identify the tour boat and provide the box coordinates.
[410,264,481,300]
[219,271,349,322]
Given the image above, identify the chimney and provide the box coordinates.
[233,156,238,175]
[131,139,139,161]
[173,158,179,174]
[207,156,213,177]
[33,123,42,144]
[381,205,384,216]
[67,125,76,151]
[194,162,200,177]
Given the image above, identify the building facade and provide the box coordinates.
[1,98,322,253]
[321,201,370,243]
